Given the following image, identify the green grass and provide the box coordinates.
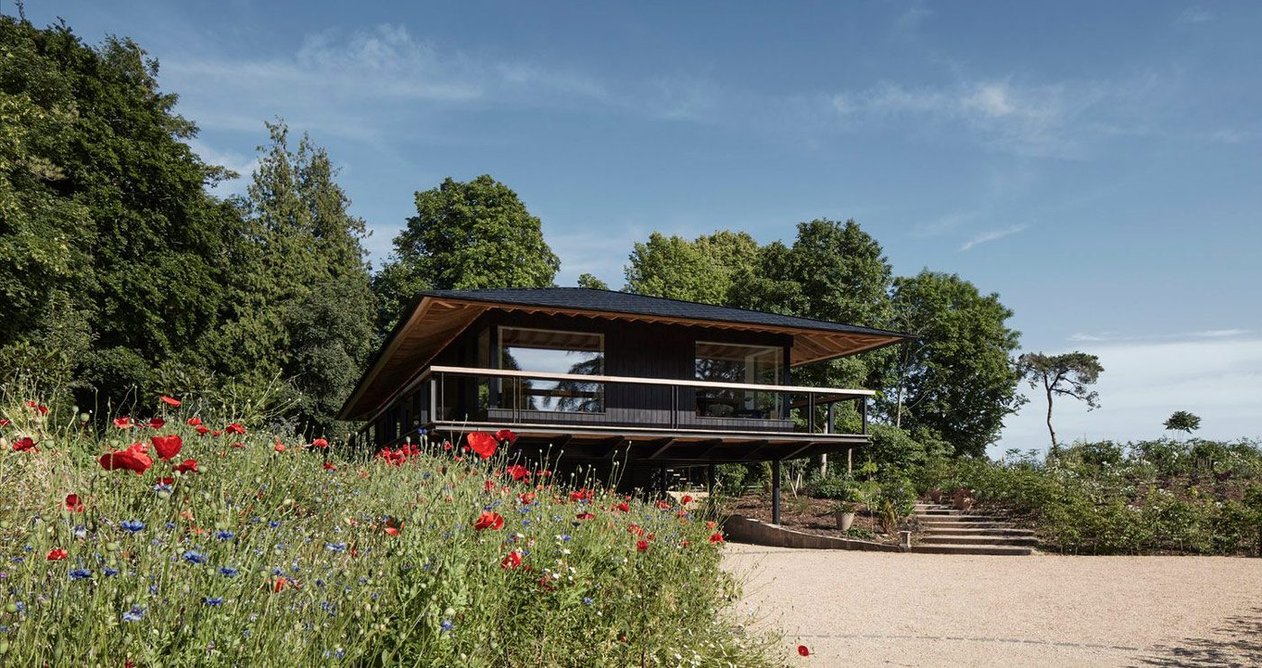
[0,399,774,666]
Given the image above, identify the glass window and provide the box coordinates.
[499,327,604,412]
[695,342,783,419]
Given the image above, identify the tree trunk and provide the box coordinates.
[1045,382,1057,454]
[894,382,904,429]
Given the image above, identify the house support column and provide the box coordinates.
[706,464,716,497]
[771,459,782,525]
[658,465,668,498]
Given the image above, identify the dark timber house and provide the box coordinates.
[339,288,908,517]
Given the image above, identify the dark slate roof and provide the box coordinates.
[421,287,909,338]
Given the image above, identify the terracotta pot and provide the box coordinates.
[836,511,855,532]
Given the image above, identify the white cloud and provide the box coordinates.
[1176,7,1213,24]
[827,77,1159,158]
[995,335,1262,455]
[959,223,1028,251]
[1068,329,1253,343]
[186,139,257,194]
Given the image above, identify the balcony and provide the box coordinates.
[370,365,874,463]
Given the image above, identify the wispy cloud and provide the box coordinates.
[959,223,1028,251]
[1069,329,1253,343]
[1176,7,1213,24]
[828,76,1164,158]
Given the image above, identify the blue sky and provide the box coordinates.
[24,1,1262,453]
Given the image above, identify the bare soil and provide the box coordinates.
[725,492,898,544]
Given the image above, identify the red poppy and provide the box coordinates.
[570,489,594,503]
[494,428,517,445]
[681,494,693,505]
[195,425,210,436]
[798,645,810,657]
[505,464,530,481]
[147,417,166,430]
[25,401,49,415]
[150,434,183,461]
[46,547,68,561]
[273,577,288,592]
[466,431,498,460]
[500,551,523,569]
[174,458,199,474]
[474,511,505,531]
[12,436,37,453]
[519,491,536,505]
[636,539,649,552]
[274,442,286,453]
[706,520,717,530]
[311,438,329,449]
[322,461,336,471]
[211,430,222,438]
[225,423,246,436]
[113,416,134,430]
[627,524,645,536]
[383,517,402,536]
[383,525,399,536]
[442,440,453,451]
[231,441,246,449]
[709,531,725,544]
[484,479,496,492]
[576,512,595,521]
[0,418,11,427]
[655,499,671,510]
[160,395,181,407]
[186,417,203,427]
[615,501,630,513]
[160,477,174,486]
[64,494,85,513]
[98,443,153,475]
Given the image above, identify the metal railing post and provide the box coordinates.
[860,397,868,434]
[428,377,437,424]
[826,401,834,435]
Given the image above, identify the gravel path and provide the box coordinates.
[724,544,1262,666]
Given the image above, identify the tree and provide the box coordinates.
[1017,352,1104,452]
[576,273,609,290]
[886,271,1025,457]
[374,175,558,332]
[207,122,377,432]
[1164,410,1201,437]
[0,17,239,408]
[623,230,757,304]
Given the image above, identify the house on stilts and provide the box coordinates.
[338,288,909,522]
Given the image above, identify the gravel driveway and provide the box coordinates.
[724,544,1262,666]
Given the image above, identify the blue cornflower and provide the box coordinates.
[440,619,454,633]
[14,601,25,613]
[250,516,263,524]
[10,556,24,564]
[215,530,235,541]
[69,568,91,581]
[153,482,173,494]
[321,600,336,615]
[522,519,532,527]
[165,521,176,530]
[73,526,87,539]
[268,520,281,529]
[120,519,145,534]
[148,583,160,595]
[182,550,206,565]
[122,605,144,622]
[203,596,224,607]
[272,568,285,576]
[561,534,572,542]
[104,567,119,577]
[219,566,239,578]
[325,542,347,553]
[582,597,594,606]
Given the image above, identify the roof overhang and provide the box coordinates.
[337,293,908,421]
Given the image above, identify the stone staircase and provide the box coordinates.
[909,502,1036,556]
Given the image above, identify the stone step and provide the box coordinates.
[909,544,1034,556]
[914,514,1007,523]
[917,526,1035,536]
[919,534,1038,546]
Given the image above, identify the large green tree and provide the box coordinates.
[0,17,238,406]
[207,122,377,432]
[374,175,559,332]
[886,271,1025,457]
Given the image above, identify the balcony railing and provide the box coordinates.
[394,365,872,437]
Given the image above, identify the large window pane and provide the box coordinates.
[499,327,604,412]
[695,342,783,419]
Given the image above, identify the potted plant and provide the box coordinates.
[927,488,944,504]
[952,487,975,512]
[833,500,858,532]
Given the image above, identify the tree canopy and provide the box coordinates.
[373,175,559,332]
[887,271,1025,457]
[1164,410,1201,436]
[1017,351,1104,451]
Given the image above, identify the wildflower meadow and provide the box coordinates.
[0,395,774,666]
